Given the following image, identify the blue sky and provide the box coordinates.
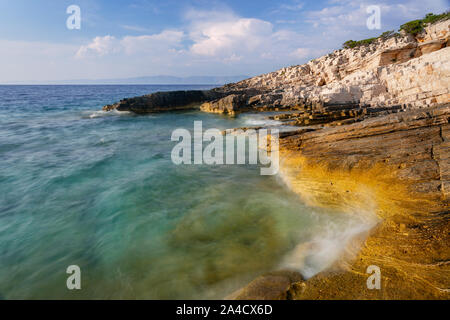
[0,0,448,82]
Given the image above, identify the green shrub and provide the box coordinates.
[343,40,357,49]
[343,37,377,49]
[422,12,450,24]
[399,19,424,35]
[380,30,396,39]
[399,12,450,35]
[343,11,449,49]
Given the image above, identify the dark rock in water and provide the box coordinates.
[200,94,249,115]
[226,270,303,300]
[103,89,227,113]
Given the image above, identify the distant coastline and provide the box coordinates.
[0,75,248,86]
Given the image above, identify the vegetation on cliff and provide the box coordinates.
[399,11,450,35]
[343,11,449,48]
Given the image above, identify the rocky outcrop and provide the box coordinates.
[280,104,450,200]
[200,19,449,115]
[278,104,450,299]
[102,89,228,113]
[229,103,449,300]
[103,20,449,116]
[200,94,249,115]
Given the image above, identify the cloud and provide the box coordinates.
[75,8,313,69]
[3,1,449,83]
[69,7,345,78]
[189,17,273,57]
[76,35,118,58]
[76,30,184,58]
[0,40,84,82]
[185,8,320,65]
[306,0,449,29]
[279,1,305,11]
[121,30,184,55]
[121,25,151,32]
[291,48,311,59]
[270,0,305,15]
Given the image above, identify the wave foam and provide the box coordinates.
[244,119,282,126]
[84,109,132,119]
[279,213,377,279]
[275,160,379,279]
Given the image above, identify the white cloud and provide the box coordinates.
[279,1,305,11]
[189,18,273,57]
[76,30,184,58]
[291,48,311,59]
[121,24,151,32]
[185,8,321,67]
[76,35,119,58]
[73,8,314,72]
[306,0,449,30]
[121,30,184,55]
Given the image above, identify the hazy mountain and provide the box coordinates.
[6,75,249,85]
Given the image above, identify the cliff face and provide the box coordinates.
[103,19,449,116]
[201,19,449,115]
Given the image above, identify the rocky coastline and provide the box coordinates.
[103,18,449,299]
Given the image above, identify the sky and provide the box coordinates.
[0,0,448,83]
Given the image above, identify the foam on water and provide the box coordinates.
[244,118,282,126]
[279,210,377,278]
[85,109,133,119]
[0,85,376,299]
[274,157,379,279]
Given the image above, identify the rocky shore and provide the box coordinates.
[103,18,449,299]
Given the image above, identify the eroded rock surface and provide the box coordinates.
[227,104,449,300]
[103,19,448,121]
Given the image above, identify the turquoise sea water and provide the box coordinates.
[0,85,372,299]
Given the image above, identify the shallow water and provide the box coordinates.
[0,85,374,299]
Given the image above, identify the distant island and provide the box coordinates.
[1,75,249,85]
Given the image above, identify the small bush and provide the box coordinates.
[399,19,424,35]
[380,30,397,39]
[422,12,450,24]
[343,37,377,49]
[399,12,450,35]
[343,11,449,49]
[343,40,357,49]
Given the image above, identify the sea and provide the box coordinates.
[0,85,374,299]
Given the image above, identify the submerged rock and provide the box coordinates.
[226,270,303,300]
